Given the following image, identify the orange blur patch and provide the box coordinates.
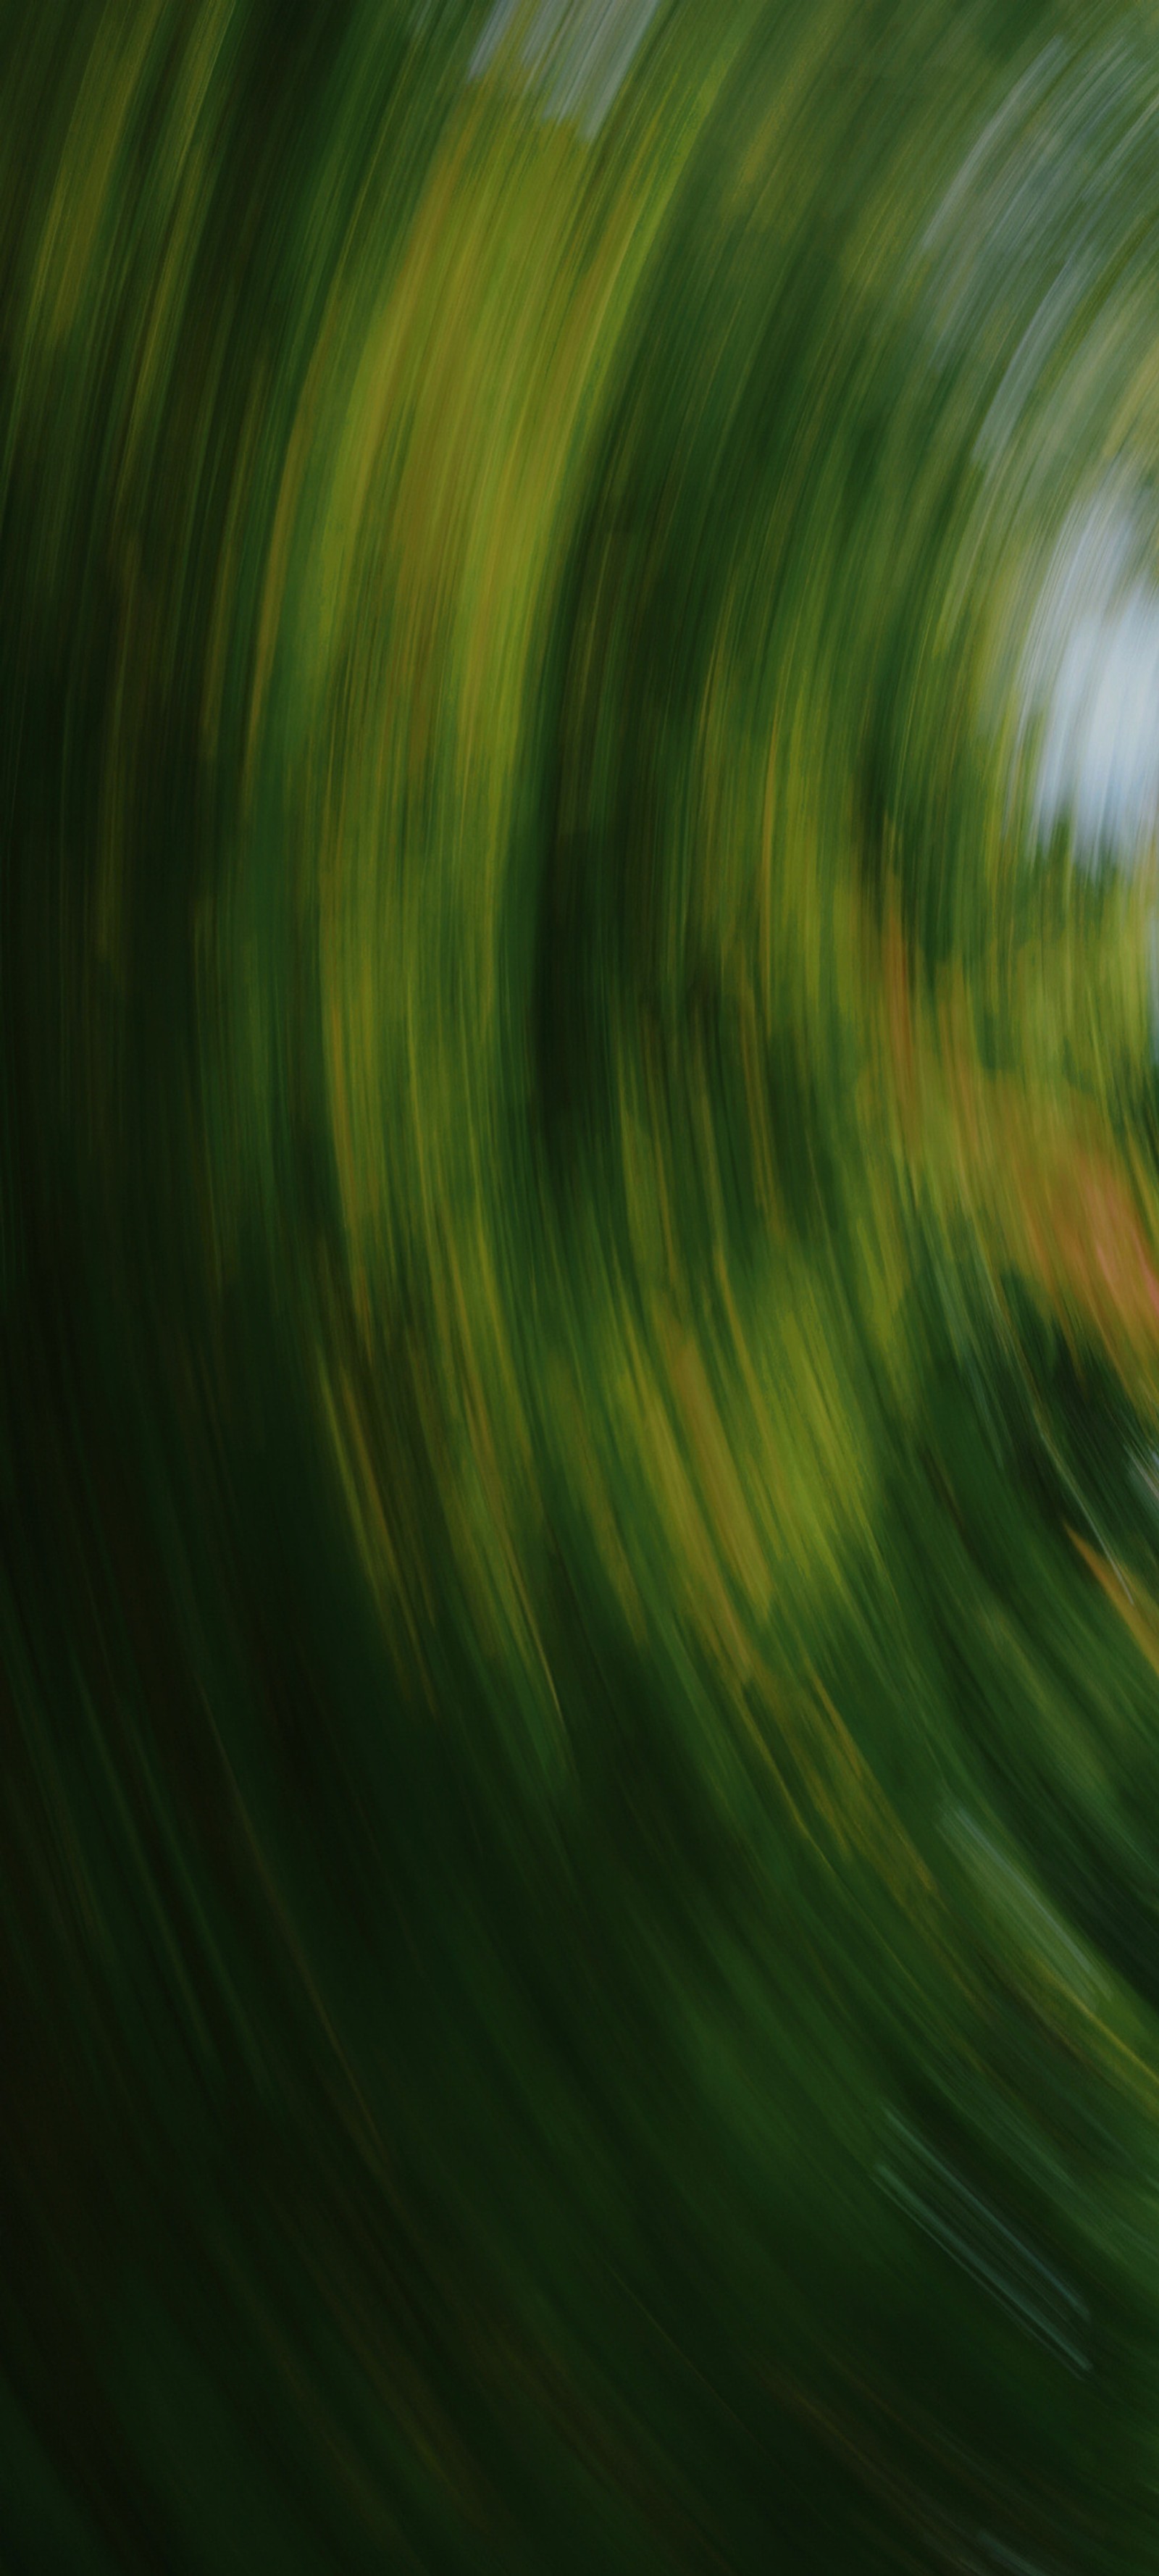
[874,906,1159,1364]
[1024,1139,1159,1352]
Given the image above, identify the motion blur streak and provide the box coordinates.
[5,1,1159,2569]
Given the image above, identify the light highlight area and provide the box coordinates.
[469,0,664,133]
[1021,490,1159,862]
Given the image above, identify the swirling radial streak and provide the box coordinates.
[5,2,1159,2569]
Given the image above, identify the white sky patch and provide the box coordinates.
[1037,590,1159,855]
[469,0,663,137]
[1016,485,1159,865]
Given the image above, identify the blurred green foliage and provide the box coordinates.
[5,1,1159,2568]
